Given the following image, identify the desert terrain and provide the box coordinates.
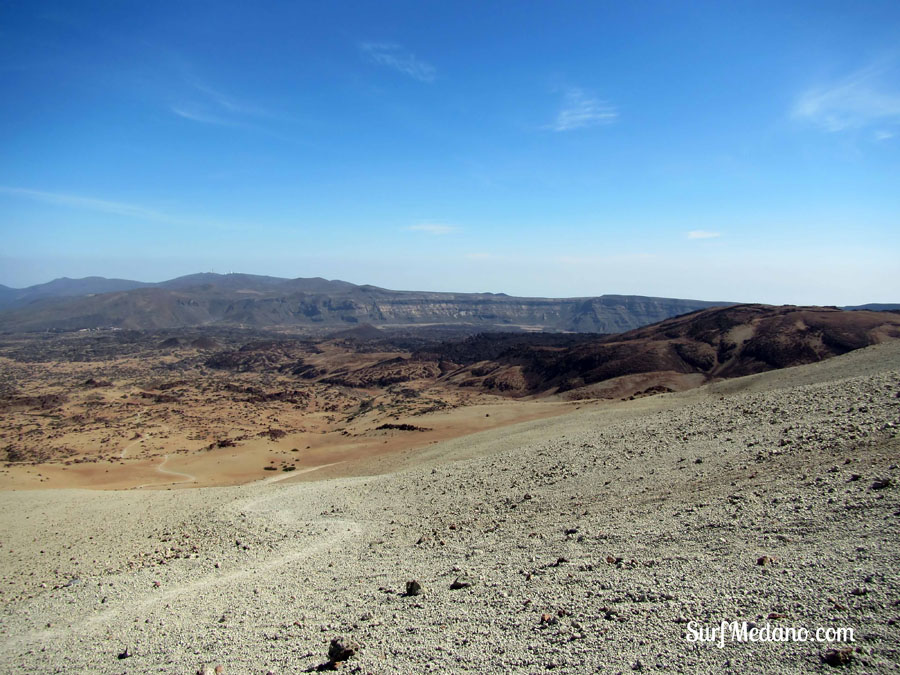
[0,326,584,491]
[5,1,898,671]
[1,307,899,672]
[0,337,897,672]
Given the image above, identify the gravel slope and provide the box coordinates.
[1,341,899,674]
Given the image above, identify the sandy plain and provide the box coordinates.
[0,333,578,491]
[0,340,899,672]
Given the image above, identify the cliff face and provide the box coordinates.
[209,294,721,333]
[0,274,729,333]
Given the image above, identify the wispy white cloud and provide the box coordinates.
[360,43,435,83]
[687,230,721,240]
[172,80,273,128]
[792,63,900,132]
[408,223,458,235]
[548,87,617,132]
[875,130,895,141]
[191,82,271,117]
[0,185,227,229]
[170,106,236,127]
[0,186,179,222]
[170,83,306,145]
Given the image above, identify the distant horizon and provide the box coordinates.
[0,269,896,308]
[2,2,898,307]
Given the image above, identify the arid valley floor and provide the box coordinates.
[1,328,899,672]
[0,327,581,491]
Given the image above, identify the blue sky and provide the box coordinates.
[1,1,898,304]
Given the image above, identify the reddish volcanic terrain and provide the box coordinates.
[439,305,900,398]
[1,304,898,489]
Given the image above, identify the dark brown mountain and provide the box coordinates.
[439,305,900,398]
[0,273,730,333]
[192,304,900,400]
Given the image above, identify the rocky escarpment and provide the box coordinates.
[0,273,727,333]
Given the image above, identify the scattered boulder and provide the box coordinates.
[117,647,132,660]
[196,666,224,675]
[375,423,432,432]
[822,647,853,666]
[871,478,892,490]
[328,636,359,663]
[405,580,422,596]
[450,576,473,590]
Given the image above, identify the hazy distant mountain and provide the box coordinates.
[0,276,151,310]
[842,303,900,312]
[0,273,733,333]
[158,273,312,291]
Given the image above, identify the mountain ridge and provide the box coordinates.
[2,272,896,335]
[0,273,734,333]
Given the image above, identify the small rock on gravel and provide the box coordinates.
[328,636,359,663]
[449,576,472,590]
[822,647,853,666]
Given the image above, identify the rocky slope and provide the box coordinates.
[1,341,898,673]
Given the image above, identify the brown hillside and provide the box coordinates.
[444,305,900,398]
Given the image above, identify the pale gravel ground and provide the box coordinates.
[1,341,899,674]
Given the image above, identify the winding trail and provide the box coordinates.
[118,435,144,460]
[118,412,144,459]
[80,516,362,634]
[0,485,363,658]
[133,454,197,489]
[118,419,193,489]
[257,461,345,485]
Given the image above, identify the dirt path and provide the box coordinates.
[132,454,196,489]
[0,484,363,662]
[118,435,143,460]
[257,461,346,485]
[118,412,144,459]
